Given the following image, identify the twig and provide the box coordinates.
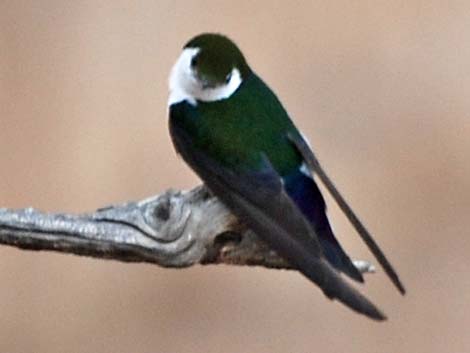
[0,186,375,273]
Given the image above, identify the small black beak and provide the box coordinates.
[195,72,217,89]
[200,79,217,89]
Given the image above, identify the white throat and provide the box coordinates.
[168,47,242,106]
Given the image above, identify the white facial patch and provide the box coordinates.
[168,47,242,106]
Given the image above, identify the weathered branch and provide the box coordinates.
[0,186,375,273]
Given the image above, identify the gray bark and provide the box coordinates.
[0,186,374,273]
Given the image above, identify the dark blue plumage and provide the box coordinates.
[283,168,363,282]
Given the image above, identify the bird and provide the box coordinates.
[167,33,404,321]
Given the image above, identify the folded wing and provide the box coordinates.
[287,132,405,295]
[170,121,387,321]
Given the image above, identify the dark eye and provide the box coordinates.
[225,72,232,83]
[190,55,199,68]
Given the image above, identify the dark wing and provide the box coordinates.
[170,120,386,321]
[287,132,406,295]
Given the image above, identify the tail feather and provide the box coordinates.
[284,169,363,282]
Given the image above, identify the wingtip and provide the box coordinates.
[398,283,406,296]
[288,132,407,299]
[389,272,406,295]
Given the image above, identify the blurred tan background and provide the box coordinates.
[1,1,469,352]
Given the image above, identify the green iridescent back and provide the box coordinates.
[172,73,302,176]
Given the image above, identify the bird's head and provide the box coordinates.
[169,33,251,106]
